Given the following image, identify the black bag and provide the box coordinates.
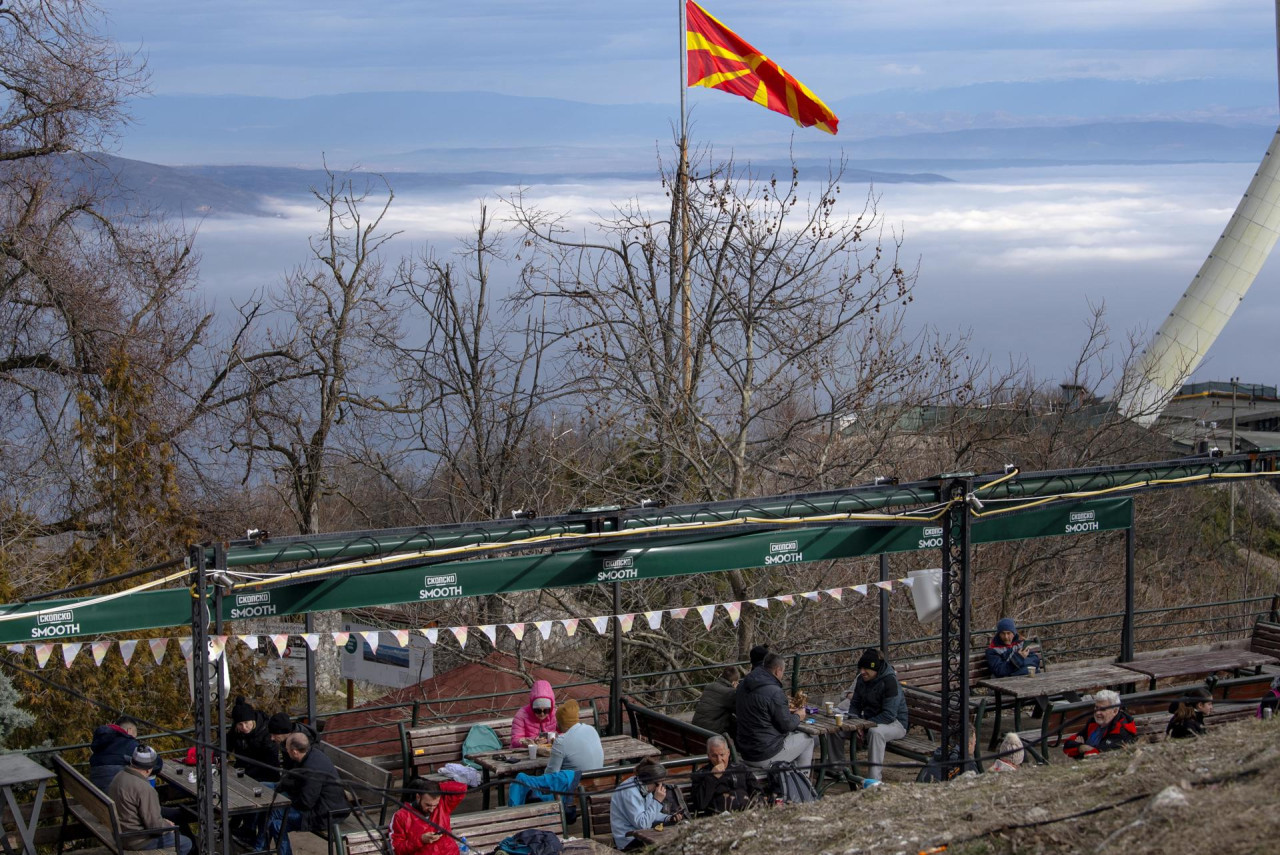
[766,760,819,804]
[494,829,563,855]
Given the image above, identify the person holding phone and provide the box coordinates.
[609,758,681,850]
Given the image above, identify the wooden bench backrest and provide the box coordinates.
[407,706,598,774]
[578,759,699,840]
[894,656,990,693]
[1251,620,1280,659]
[53,756,120,846]
[318,742,394,823]
[622,700,719,756]
[341,830,387,855]
[451,801,564,851]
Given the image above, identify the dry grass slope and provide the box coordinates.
[652,718,1280,855]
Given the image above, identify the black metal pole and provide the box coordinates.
[305,611,318,725]
[189,545,215,855]
[878,553,890,655]
[610,580,623,735]
[1121,527,1136,662]
[213,543,230,855]
[940,476,973,766]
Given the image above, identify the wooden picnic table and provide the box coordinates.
[0,754,55,855]
[157,759,288,817]
[978,663,1137,749]
[628,825,679,847]
[1117,649,1279,690]
[467,734,662,807]
[796,712,876,791]
[561,838,613,853]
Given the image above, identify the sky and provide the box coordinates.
[104,1,1280,102]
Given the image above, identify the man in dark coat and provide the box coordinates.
[734,653,814,773]
[258,734,349,855]
[844,648,908,784]
[89,716,161,791]
[985,618,1042,678]
[691,667,741,738]
[691,735,754,815]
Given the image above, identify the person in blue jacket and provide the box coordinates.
[985,618,1041,678]
[89,716,160,791]
[608,758,682,851]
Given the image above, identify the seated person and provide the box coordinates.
[1166,687,1211,739]
[510,680,558,748]
[845,648,908,784]
[734,652,815,773]
[691,667,741,738]
[691,735,754,815]
[258,733,350,855]
[228,697,281,782]
[390,775,467,855]
[989,732,1025,772]
[1063,690,1136,758]
[609,758,681,851]
[89,715,159,791]
[545,698,603,773]
[1258,675,1280,718]
[749,644,770,670]
[985,618,1041,677]
[109,746,193,855]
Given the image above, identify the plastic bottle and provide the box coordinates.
[458,837,470,854]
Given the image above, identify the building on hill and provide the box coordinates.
[321,651,610,758]
[1158,380,1280,453]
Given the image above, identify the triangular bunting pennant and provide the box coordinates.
[208,636,228,662]
[62,642,83,668]
[722,602,742,625]
[91,641,112,666]
[360,631,379,655]
[852,584,868,596]
[479,625,497,646]
[618,614,635,633]
[302,633,321,650]
[393,630,410,647]
[750,598,770,609]
[179,638,195,661]
[425,628,439,645]
[239,635,259,651]
[774,595,794,606]
[6,643,25,655]
[899,577,915,588]
[450,626,469,647]
[644,611,663,630]
[269,634,289,657]
[507,623,526,642]
[801,591,820,602]
[561,619,579,637]
[697,604,716,630]
[590,616,610,635]
[148,638,168,664]
[34,643,53,668]
[669,608,690,620]
[333,632,350,647]
[874,580,894,592]
[535,621,553,640]
[119,639,138,664]
[824,588,844,601]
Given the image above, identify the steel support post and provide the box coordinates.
[939,478,972,766]
[213,543,230,855]
[189,544,215,855]
[610,581,623,736]
[878,553,890,655]
[1121,527,1136,662]
[305,611,318,725]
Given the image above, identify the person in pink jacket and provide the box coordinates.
[510,680,558,748]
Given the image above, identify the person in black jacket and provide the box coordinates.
[734,653,815,774]
[88,716,161,791]
[691,736,754,815]
[1166,687,1211,739]
[843,648,908,784]
[227,698,281,783]
[257,734,349,855]
[691,667,741,738]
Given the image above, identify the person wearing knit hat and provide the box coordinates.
[546,698,604,775]
[985,618,1041,678]
[609,758,680,850]
[844,648,908,784]
[226,697,281,784]
[109,745,193,855]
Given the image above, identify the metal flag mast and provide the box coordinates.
[677,0,693,399]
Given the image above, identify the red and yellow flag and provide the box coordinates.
[686,1,839,135]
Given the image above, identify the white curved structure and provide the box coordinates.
[1118,126,1280,425]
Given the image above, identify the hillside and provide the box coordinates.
[651,718,1280,854]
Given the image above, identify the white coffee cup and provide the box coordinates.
[527,743,539,760]
[834,713,844,726]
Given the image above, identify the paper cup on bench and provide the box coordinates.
[528,743,539,760]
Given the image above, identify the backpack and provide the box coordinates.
[766,760,819,804]
[495,829,563,855]
[461,724,503,770]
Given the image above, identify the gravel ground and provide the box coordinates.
[650,717,1280,855]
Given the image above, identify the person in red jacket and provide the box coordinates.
[1063,690,1137,758]
[390,776,468,855]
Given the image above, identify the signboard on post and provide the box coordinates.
[340,622,433,688]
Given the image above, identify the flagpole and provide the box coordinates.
[677,0,693,400]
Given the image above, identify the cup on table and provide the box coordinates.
[527,743,539,760]
[823,701,835,716]
[253,785,263,798]
[834,712,844,726]
[236,769,245,779]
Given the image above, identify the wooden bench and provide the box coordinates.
[340,802,565,855]
[316,742,396,855]
[581,779,693,845]
[576,757,701,841]
[621,699,723,757]
[401,704,599,779]
[884,688,988,768]
[52,757,177,855]
[1251,619,1280,662]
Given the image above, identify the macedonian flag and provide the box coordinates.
[686,1,838,135]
